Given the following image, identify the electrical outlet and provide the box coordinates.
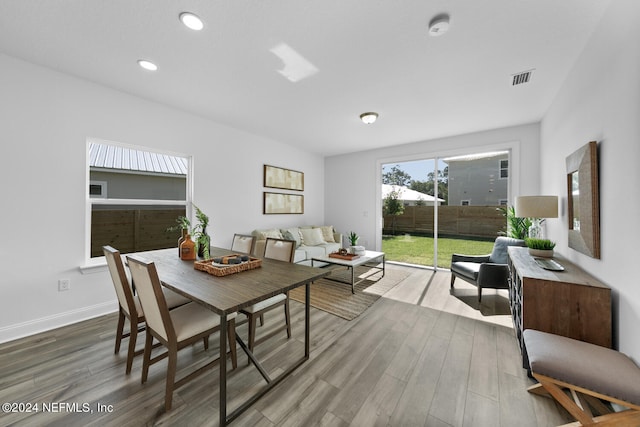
[58,279,70,292]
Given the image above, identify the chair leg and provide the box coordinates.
[248,314,257,364]
[248,315,257,351]
[259,314,264,326]
[141,332,153,384]
[165,346,177,412]
[125,321,138,375]
[450,274,456,289]
[115,309,125,353]
[478,286,482,302]
[227,319,237,370]
[203,336,209,350]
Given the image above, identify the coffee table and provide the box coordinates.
[311,250,385,294]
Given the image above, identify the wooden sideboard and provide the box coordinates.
[507,247,611,368]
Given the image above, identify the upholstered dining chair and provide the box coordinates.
[126,254,238,411]
[241,238,295,355]
[103,245,191,374]
[231,233,255,254]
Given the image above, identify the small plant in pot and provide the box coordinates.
[525,238,556,258]
[347,231,364,255]
[347,231,360,253]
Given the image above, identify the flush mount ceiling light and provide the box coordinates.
[428,13,450,36]
[360,112,378,124]
[179,12,204,31]
[137,59,158,71]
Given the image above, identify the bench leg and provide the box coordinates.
[531,373,640,426]
[527,383,550,397]
[532,375,594,426]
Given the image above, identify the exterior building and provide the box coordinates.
[445,151,509,206]
[89,142,187,201]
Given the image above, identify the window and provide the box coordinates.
[499,199,508,206]
[499,159,509,179]
[86,140,191,259]
[461,200,470,206]
[89,181,107,198]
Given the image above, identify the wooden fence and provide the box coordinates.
[383,205,506,239]
[91,208,186,257]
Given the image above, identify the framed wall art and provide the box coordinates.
[263,192,304,214]
[264,164,304,191]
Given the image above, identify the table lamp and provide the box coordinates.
[515,195,558,239]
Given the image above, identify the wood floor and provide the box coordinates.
[0,265,572,426]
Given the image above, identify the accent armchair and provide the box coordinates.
[450,236,526,302]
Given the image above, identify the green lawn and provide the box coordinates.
[381,235,495,268]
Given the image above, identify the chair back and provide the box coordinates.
[264,238,295,263]
[126,255,173,341]
[103,246,137,317]
[231,234,255,254]
[489,236,526,264]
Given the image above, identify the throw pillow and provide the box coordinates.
[299,227,326,246]
[316,226,335,243]
[253,228,283,240]
[281,227,302,248]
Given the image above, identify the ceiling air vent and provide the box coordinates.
[511,69,534,86]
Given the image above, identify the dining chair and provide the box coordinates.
[103,245,191,374]
[126,254,238,411]
[241,238,295,355]
[231,233,255,254]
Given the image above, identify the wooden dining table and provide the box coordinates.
[134,247,330,426]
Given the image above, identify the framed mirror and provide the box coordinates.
[566,141,600,258]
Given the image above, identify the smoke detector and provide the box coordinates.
[428,14,450,37]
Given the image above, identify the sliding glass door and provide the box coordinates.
[381,150,509,269]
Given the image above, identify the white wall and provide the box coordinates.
[324,123,541,251]
[0,53,324,342]
[540,0,640,361]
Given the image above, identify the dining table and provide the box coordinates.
[133,247,330,426]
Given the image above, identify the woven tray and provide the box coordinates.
[328,252,359,260]
[194,255,262,277]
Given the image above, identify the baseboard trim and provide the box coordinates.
[0,301,117,344]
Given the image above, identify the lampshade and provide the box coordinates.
[515,196,558,218]
[360,112,378,124]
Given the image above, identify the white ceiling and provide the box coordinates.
[0,1,611,156]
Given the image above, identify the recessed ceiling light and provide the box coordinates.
[360,112,378,124]
[137,59,158,71]
[179,12,204,31]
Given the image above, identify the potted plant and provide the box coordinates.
[525,238,556,258]
[192,204,211,259]
[497,205,532,240]
[347,231,360,254]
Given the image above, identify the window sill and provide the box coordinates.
[80,258,107,274]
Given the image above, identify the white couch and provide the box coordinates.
[251,226,343,263]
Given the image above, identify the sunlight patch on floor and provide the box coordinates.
[380,265,514,329]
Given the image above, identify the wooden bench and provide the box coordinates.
[523,329,640,426]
